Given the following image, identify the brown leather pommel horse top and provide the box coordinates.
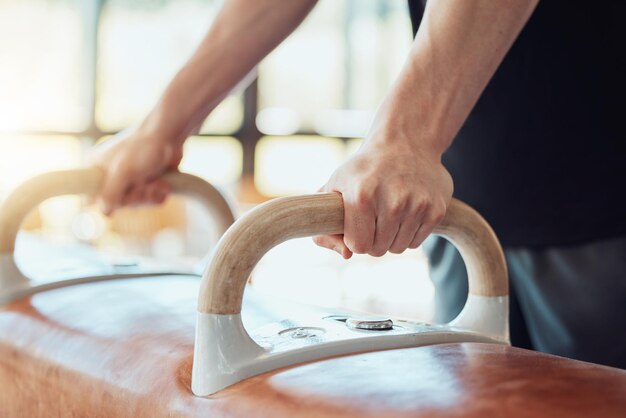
[0,278,625,418]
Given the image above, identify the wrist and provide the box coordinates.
[366,101,447,163]
[138,101,189,148]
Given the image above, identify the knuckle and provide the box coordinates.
[155,192,167,204]
[351,180,375,206]
[353,186,373,208]
[350,242,370,254]
[414,197,429,213]
[431,210,445,225]
[421,196,433,210]
[430,202,448,225]
[368,244,387,257]
[388,246,405,255]
[407,206,422,222]
[411,233,425,248]
[387,198,407,218]
[368,249,386,258]
[344,235,368,254]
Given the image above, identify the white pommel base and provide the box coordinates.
[191,294,510,397]
[450,295,509,343]
[191,313,266,397]
[0,254,29,305]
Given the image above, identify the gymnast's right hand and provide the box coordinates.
[89,125,184,216]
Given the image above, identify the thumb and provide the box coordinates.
[314,183,351,258]
[313,234,353,259]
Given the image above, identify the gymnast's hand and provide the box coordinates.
[312,0,538,257]
[313,123,453,259]
[89,126,183,216]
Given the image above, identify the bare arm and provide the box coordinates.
[384,0,539,155]
[148,0,318,143]
[316,0,539,258]
[94,0,317,214]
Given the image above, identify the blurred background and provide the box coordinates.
[0,0,436,320]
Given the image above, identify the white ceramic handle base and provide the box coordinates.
[192,194,509,396]
[0,167,235,304]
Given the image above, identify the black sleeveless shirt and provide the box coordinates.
[408,0,626,248]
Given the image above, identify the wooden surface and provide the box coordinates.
[0,276,624,417]
[0,168,235,253]
[199,194,508,314]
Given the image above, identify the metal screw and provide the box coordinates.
[346,316,394,331]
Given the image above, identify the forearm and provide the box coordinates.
[143,0,317,143]
[373,0,538,157]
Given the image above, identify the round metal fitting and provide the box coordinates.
[346,316,394,331]
[278,327,325,339]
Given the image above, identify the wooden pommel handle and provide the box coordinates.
[0,167,235,254]
[198,193,508,315]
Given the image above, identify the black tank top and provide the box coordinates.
[408,0,626,247]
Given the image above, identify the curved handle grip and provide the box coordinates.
[198,193,508,315]
[0,167,235,254]
[192,193,509,395]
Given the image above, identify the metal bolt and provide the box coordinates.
[346,316,394,331]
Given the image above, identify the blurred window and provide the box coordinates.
[255,136,344,196]
[96,0,243,134]
[180,136,243,188]
[0,135,82,197]
[0,0,88,132]
[258,0,412,138]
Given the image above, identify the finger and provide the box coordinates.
[121,184,146,208]
[143,183,160,205]
[409,204,447,249]
[151,187,168,205]
[369,194,411,257]
[409,222,434,249]
[342,189,376,254]
[99,167,132,216]
[369,215,401,257]
[146,179,171,204]
[313,234,353,259]
[389,218,422,254]
[390,199,428,253]
[408,224,424,249]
